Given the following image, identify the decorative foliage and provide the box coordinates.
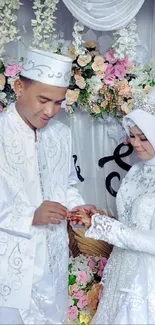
[0,58,23,111]
[0,0,22,58]
[32,0,59,51]
[68,254,107,324]
[112,18,138,62]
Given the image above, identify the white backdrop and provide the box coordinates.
[4,0,155,215]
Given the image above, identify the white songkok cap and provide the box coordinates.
[20,47,72,87]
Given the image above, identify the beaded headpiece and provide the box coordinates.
[132,88,155,116]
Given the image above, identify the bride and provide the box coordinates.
[69,87,155,324]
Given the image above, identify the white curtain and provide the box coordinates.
[62,0,145,30]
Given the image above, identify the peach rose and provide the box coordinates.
[105,93,112,101]
[84,41,97,49]
[116,80,131,97]
[90,50,100,57]
[92,105,101,114]
[101,100,108,108]
[87,283,103,312]
[66,89,80,105]
[99,85,107,94]
[74,70,82,76]
[143,85,152,94]
[69,45,77,61]
[0,74,6,91]
[92,56,106,74]
[75,75,86,89]
[77,53,91,67]
[121,102,132,114]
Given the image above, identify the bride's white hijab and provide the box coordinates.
[123,87,155,151]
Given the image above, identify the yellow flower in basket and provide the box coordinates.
[79,312,92,324]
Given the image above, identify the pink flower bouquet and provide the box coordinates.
[68,254,107,324]
[0,57,24,111]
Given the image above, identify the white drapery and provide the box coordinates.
[62,0,145,31]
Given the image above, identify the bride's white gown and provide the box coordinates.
[86,159,155,324]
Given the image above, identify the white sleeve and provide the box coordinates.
[0,176,36,239]
[85,213,155,255]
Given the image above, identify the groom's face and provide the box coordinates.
[14,78,66,130]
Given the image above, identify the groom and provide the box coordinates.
[0,48,92,324]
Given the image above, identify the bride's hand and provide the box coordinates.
[67,210,93,227]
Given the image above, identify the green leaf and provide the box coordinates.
[73,298,79,306]
[68,263,72,273]
[69,274,76,285]
[20,57,24,62]
[149,81,155,87]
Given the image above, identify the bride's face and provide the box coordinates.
[130,125,155,160]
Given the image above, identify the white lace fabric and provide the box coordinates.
[86,161,155,324]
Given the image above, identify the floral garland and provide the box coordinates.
[68,254,107,324]
[112,18,138,62]
[72,22,85,56]
[0,0,21,58]
[32,0,59,51]
[0,58,23,111]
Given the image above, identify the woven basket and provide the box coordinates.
[68,209,113,258]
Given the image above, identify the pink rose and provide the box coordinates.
[77,271,88,284]
[104,74,115,86]
[73,290,84,299]
[16,62,23,73]
[68,306,78,320]
[104,49,117,64]
[114,64,125,80]
[105,64,115,76]
[5,65,17,77]
[98,267,104,277]
[119,56,132,69]
[100,257,107,268]
[77,295,89,309]
[88,257,96,270]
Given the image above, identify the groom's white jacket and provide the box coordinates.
[0,104,84,311]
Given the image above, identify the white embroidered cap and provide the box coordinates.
[20,47,72,87]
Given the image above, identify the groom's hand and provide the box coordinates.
[70,204,96,213]
[33,201,68,225]
[67,204,96,227]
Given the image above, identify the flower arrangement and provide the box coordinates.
[0,58,23,111]
[68,254,107,325]
[32,0,59,51]
[0,0,22,58]
[66,42,135,118]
